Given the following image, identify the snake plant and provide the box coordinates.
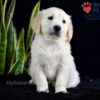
[0,0,40,75]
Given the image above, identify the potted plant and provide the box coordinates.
[0,0,40,84]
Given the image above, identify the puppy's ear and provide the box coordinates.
[66,18,73,42]
[31,11,42,34]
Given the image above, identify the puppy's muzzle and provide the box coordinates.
[50,25,61,37]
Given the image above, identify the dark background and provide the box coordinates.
[13,0,100,78]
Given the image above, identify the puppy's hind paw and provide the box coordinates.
[29,79,33,84]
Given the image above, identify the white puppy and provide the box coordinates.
[29,7,80,93]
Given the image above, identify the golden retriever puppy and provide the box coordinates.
[29,7,80,93]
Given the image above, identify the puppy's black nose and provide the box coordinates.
[54,25,61,32]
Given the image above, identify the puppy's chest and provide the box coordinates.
[40,45,61,65]
[39,45,61,80]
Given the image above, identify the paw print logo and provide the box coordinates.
[82,2,92,14]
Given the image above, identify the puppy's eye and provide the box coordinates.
[62,20,66,24]
[48,16,53,20]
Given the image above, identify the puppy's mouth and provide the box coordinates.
[49,32,60,38]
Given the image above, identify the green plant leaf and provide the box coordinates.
[9,29,25,75]
[8,59,25,75]
[0,0,7,74]
[0,0,3,24]
[6,20,16,72]
[3,0,7,26]
[6,0,16,32]
[0,22,7,74]
[26,0,40,53]
[16,29,25,61]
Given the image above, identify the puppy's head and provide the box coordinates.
[31,7,73,42]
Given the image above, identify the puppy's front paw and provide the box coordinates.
[55,86,68,94]
[37,85,49,93]
[37,89,49,93]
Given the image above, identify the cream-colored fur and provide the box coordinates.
[29,7,80,93]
